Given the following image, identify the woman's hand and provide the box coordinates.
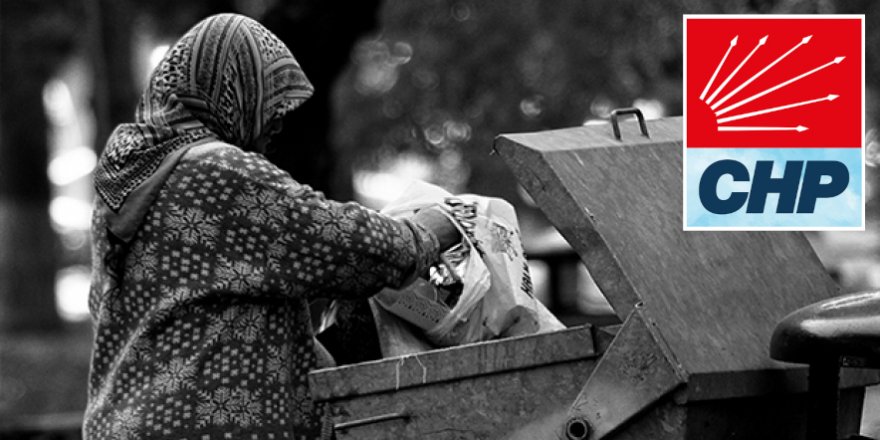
[411,205,461,252]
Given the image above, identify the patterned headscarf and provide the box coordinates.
[94,13,313,212]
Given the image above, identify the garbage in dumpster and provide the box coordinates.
[372,180,565,350]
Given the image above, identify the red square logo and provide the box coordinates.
[686,16,863,148]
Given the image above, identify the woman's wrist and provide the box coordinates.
[411,205,461,252]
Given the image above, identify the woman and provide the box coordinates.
[85,14,458,440]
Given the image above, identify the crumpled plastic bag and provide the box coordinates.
[372,180,564,349]
[368,299,435,358]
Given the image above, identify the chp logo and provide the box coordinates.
[684,15,864,230]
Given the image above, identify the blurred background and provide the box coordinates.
[2,0,880,437]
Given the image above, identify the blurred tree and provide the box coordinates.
[139,0,236,40]
[331,0,873,221]
[86,0,139,154]
[333,0,694,214]
[0,0,81,332]
[263,0,382,201]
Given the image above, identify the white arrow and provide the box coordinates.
[706,35,768,105]
[716,56,844,116]
[700,36,738,101]
[718,125,809,132]
[717,94,838,124]
[711,35,812,110]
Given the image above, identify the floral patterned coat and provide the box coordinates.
[84,145,438,439]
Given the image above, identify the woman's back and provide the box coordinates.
[86,145,436,439]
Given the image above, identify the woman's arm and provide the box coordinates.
[195,147,460,300]
[267,183,459,299]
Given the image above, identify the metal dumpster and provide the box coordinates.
[309,114,880,439]
[311,325,603,439]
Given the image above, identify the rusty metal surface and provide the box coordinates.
[495,120,841,383]
[310,325,595,402]
[606,401,685,440]
[311,325,600,439]
[325,356,598,439]
[566,306,686,439]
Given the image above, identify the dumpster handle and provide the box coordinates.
[334,411,410,432]
[610,107,650,140]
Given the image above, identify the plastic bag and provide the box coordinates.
[372,180,564,348]
[367,299,435,357]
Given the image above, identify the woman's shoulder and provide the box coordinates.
[178,142,301,194]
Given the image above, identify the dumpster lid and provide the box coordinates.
[494,115,839,381]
